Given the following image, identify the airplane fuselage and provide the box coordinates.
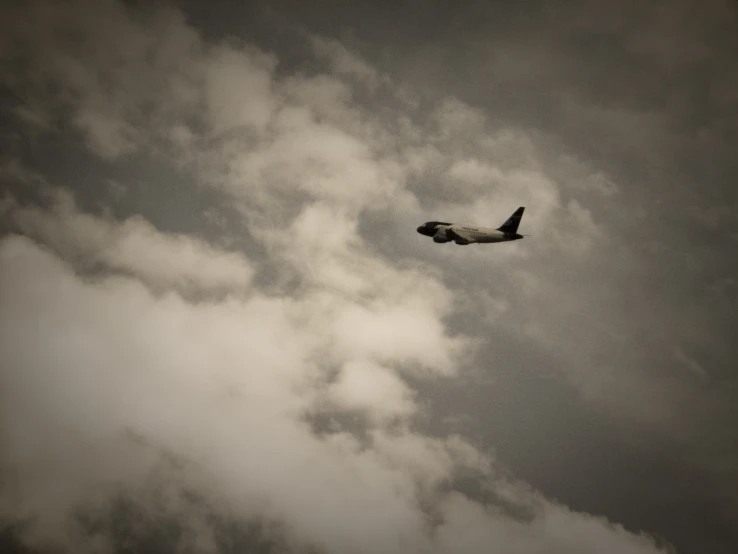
[417,207,526,245]
[416,222,523,244]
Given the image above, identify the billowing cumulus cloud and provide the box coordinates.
[3,0,734,553]
[1,189,255,293]
[0,232,671,554]
[0,233,446,553]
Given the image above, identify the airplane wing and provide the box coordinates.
[446,228,472,244]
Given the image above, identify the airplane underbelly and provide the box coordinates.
[476,235,497,243]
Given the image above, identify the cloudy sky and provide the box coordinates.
[1,1,737,553]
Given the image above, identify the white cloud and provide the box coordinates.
[328,360,416,422]
[2,189,254,293]
[0,235,671,554]
[329,300,461,375]
[223,107,402,220]
[444,160,559,229]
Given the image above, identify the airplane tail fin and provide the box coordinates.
[497,207,525,234]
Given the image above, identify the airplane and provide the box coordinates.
[416,207,526,245]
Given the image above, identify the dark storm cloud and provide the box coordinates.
[1,1,736,553]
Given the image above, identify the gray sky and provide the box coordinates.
[1,1,737,553]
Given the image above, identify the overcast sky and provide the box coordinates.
[1,1,737,553]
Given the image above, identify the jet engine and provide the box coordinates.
[433,229,451,243]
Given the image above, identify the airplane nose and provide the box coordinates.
[416,226,424,233]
